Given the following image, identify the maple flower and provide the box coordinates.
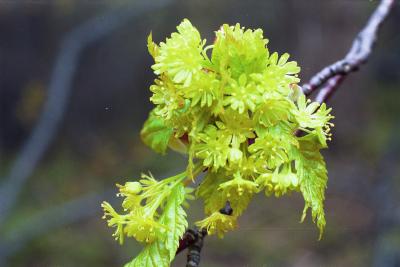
[195,211,237,238]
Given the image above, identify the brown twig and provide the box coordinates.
[177,202,233,267]
[301,0,395,103]
[185,228,208,267]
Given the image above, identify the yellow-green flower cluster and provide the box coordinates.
[105,19,335,266]
[195,211,237,238]
[141,19,333,240]
[102,173,187,245]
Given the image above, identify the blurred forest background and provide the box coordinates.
[1,0,399,266]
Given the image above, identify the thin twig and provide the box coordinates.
[314,75,345,104]
[302,0,395,103]
[185,228,207,267]
[178,202,233,267]
[0,0,172,226]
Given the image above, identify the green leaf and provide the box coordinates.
[197,170,229,215]
[126,184,187,267]
[294,141,328,239]
[125,241,169,267]
[147,32,159,59]
[159,184,187,260]
[140,110,173,154]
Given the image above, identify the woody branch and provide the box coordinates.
[301,0,395,103]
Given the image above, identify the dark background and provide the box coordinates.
[1,1,399,266]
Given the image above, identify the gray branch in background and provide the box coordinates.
[0,0,172,226]
[0,190,115,262]
[301,0,395,103]
[0,168,185,264]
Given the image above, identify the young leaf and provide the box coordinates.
[140,110,173,154]
[126,183,187,267]
[160,184,187,260]
[125,241,169,267]
[294,141,328,239]
[147,32,159,59]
